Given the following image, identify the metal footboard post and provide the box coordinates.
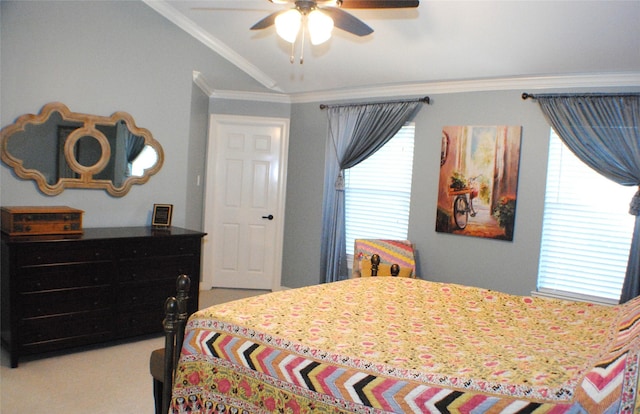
[162,297,178,414]
[174,275,191,372]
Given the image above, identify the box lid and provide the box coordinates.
[1,206,84,214]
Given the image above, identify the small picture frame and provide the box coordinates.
[152,204,173,227]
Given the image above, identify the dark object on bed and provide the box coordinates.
[150,274,191,414]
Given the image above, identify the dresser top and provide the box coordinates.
[1,226,206,243]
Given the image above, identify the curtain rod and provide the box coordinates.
[319,96,430,110]
[522,92,640,100]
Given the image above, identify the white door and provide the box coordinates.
[203,115,289,290]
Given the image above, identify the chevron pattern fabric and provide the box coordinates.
[352,239,416,277]
[171,278,640,413]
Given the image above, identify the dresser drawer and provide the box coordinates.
[116,308,165,337]
[116,237,199,259]
[117,280,175,311]
[19,263,113,293]
[21,309,112,346]
[20,286,112,318]
[117,256,195,283]
[16,244,112,266]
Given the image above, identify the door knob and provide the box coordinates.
[262,214,274,220]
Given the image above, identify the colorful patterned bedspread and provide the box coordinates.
[171,277,640,413]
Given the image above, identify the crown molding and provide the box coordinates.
[142,0,282,92]
[209,89,292,104]
[288,72,640,103]
[207,72,640,104]
[192,71,215,96]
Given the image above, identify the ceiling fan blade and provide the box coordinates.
[250,10,285,30]
[338,0,419,8]
[191,1,278,12]
[321,7,373,36]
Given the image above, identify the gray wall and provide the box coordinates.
[210,99,291,119]
[184,83,210,231]
[280,103,327,288]
[0,1,266,229]
[281,89,638,295]
[407,91,549,295]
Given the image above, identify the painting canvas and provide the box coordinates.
[436,125,522,241]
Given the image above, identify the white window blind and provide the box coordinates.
[537,129,636,303]
[345,123,415,257]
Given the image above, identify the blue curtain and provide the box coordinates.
[319,101,423,283]
[534,93,640,303]
[118,121,146,176]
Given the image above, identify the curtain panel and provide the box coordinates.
[535,93,640,303]
[118,121,146,176]
[320,101,423,283]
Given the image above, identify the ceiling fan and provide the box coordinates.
[251,1,419,37]
[249,0,419,62]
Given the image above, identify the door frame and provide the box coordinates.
[202,114,290,292]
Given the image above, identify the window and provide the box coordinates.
[130,145,158,177]
[344,123,415,258]
[537,129,636,304]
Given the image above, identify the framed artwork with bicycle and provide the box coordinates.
[435,125,522,241]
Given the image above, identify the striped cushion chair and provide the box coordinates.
[352,239,416,278]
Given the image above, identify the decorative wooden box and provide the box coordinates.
[1,206,83,236]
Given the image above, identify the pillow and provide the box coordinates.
[360,260,413,278]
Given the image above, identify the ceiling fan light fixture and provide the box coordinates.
[308,10,334,45]
[275,9,302,43]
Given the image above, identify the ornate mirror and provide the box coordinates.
[0,102,164,196]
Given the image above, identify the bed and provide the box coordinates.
[170,277,640,413]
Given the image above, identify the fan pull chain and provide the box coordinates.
[299,25,305,64]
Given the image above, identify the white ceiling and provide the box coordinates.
[145,0,640,99]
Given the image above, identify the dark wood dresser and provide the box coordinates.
[1,226,206,367]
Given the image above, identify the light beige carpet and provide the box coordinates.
[0,288,267,414]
